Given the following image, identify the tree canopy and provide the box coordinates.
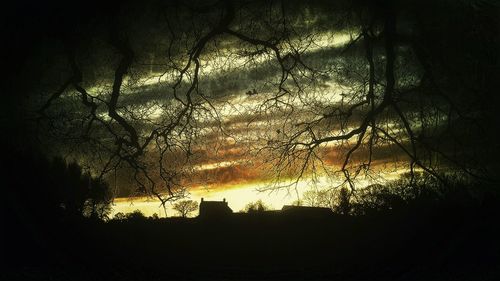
[3,0,499,204]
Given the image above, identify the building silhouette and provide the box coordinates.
[198,198,233,218]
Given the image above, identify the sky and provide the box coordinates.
[0,0,494,225]
[101,28,415,217]
[112,166,410,217]
[24,0,445,218]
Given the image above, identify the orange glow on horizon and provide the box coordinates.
[111,164,411,218]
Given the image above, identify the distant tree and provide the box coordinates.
[126,210,146,220]
[333,187,351,215]
[302,190,334,208]
[50,157,88,218]
[113,212,126,220]
[173,200,198,218]
[349,172,443,215]
[243,200,269,213]
[83,176,112,220]
[45,156,113,220]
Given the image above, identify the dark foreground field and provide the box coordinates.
[3,198,500,281]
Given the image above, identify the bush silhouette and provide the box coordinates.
[243,199,269,213]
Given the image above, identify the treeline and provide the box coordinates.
[3,150,112,222]
[82,175,500,281]
[3,151,500,280]
[289,172,497,217]
[110,172,499,221]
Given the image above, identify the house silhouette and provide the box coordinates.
[198,198,233,218]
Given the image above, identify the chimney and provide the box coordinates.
[201,198,204,202]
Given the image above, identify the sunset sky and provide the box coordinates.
[2,1,497,280]
[25,0,465,218]
[103,28,415,216]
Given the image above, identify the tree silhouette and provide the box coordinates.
[84,177,112,220]
[2,149,112,222]
[126,209,146,220]
[113,212,126,221]
[10,0,498,205]
[173,200,198,218]
[243,200,269,213]
[302,190,334,208]
[2,2,500,280]
[333,187,351,215]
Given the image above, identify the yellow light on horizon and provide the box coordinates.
[110,165,412,219]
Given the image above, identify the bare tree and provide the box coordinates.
[32,0,498,207]
[173,200,198,218]
[302,190,334,208]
